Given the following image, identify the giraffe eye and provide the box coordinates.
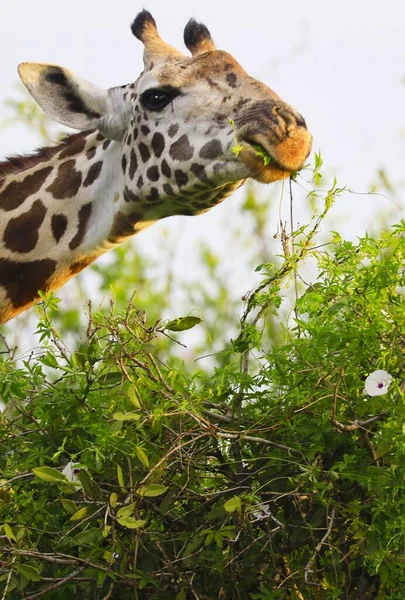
[140,88,180,111]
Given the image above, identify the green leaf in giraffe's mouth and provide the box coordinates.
[251,144,272,166]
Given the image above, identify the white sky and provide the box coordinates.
[0,0,404,328]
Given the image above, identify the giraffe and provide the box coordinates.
[0,11,312,324]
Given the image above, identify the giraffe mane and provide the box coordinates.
[0,131,92,181]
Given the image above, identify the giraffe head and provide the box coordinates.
[18,11,312,222]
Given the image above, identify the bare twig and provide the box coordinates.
[215,431,303,457]
[304,507,336,584]
[24,566,85,599]
[360,429,380,465]
[1,555,16,600]
[101,581,115,600]
[332,413,389,432]
[202,409,233,424]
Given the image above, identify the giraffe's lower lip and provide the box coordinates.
[242,140,287,171]
[238,140,292,183]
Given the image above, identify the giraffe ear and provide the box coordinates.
[18,63,113,132]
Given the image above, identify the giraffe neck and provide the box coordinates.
[0,130,153,323]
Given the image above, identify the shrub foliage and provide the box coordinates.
[1,176,405,599]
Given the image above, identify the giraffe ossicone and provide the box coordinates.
[0,10,312,324]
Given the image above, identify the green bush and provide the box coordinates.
[1,177,405,598]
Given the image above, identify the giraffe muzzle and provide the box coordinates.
[236,127,312,183]
[235,102,312,182]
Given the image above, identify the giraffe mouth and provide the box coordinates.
[244,140,284,169]
[238,139,292,184]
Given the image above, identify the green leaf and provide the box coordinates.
[70,507,88,521]
[102,525,111,538]
[117,503,136,519]
[165,316,202,332]
[128,385,141,408]
[117,465,126,493]
[109,492,118,508]
[137,483,168,497]
[71,529,101,547]
[224,496,242,513]
[32,467,66,483]
[77,470,100,496]
[102,372,123,386]
[16,564,41,582]
[40,352,61,369]
[184,534,205,557]
[112,411,141,421]
[176,588,187,600]
[4,523,17,542]
[61,499,78,515]
[252,144,271,166]
[296,291,324,313]
[232,144,245,157]
[117,517,146,529]
[136,446,150,469]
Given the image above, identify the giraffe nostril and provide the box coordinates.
[296,113,307,129]
[275,106,306,129]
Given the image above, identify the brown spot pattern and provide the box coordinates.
[51,214,68,243]
[147,188,160,202]
[3,199,47,253]
[47,160,82,200]
[69,203,92,250]
[175,170,188,187]
[129,150,138,179]
[124,187,140,203]
[146,166,159,182]
[206,76,220,89]
[86,147,97,160]
[226,73,238,88]
[199,140,222,159]
[161,159,171,178]
[170,135,194,161]
[84,161,103,187]
[168,124,179,138]
[163,183,175,197]
[151,132,165,157]
[139,143,151,163]
[191,163,210,183]
[0,257,56,308]
[0,167,52,212]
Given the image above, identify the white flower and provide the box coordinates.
[364,370,393,397]
[62,462,82,489]
[251,503,271,521]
